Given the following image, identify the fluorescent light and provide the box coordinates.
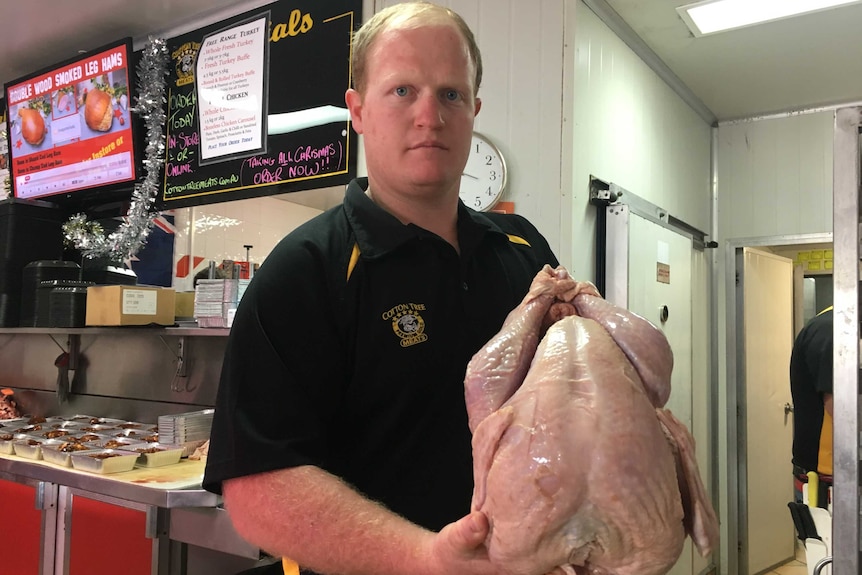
[677,0,862,36]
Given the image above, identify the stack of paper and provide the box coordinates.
[194,279,248,328]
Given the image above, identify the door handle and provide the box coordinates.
[785,403,794,415]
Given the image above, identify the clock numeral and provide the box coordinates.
[473,197,482,208]
[485,186,493,196]
[488,171,497,181]
[484,154,493,166]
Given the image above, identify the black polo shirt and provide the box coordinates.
[203,177,559,531]
[790,308,833,475]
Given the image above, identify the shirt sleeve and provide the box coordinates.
[203,232,348,494]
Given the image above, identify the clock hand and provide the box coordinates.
[461,172,479,180]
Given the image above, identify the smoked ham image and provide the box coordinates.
[465,265,719,575]
[84,88,113,132]
[18,107,46,146]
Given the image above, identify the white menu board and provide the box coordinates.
[196,15,269,164]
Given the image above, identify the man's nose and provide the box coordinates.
[414,93,445,128]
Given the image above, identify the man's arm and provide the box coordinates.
[223,465,500,575]
[824,392,833,417]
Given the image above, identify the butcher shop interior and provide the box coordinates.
[0,0,860,574]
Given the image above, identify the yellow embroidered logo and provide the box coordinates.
[382,303,428,348]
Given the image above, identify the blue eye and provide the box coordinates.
[444,90,460,102]
[395,86,409,97]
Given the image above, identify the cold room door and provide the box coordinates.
[605,204,708,575]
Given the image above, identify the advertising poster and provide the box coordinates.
[0,98,8,200]
[5,42,135,201]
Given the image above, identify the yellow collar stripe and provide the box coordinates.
[347,243,361,282]
[507,234,531,247]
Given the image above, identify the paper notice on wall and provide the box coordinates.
[197,15,269,164]
[657,262,670,284]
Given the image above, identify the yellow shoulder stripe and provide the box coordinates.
[506,234,531,247]
[347,243,361,282]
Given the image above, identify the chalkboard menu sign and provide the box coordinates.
[161,0,361,209]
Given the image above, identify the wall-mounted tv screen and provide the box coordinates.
[4,38,139,207]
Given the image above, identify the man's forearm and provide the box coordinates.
[223,465,438,575]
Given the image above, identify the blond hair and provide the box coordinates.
[351,1,483,95]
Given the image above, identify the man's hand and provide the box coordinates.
[428,511,498,573]
[431,511,578,575]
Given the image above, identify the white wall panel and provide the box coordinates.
[564,1,711,280]
[717,112,833,241]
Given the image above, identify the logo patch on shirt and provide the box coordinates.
[382,303,428,347]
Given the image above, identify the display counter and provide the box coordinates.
[0,450,259,575]
[0,327,265,575]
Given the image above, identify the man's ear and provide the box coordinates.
[345,88,364,134]
[474,96,482,117]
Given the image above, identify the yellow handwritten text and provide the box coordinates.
[271,9,313,42]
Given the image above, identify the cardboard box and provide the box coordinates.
[85,285,176,326]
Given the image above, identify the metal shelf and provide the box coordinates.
[0,326,230,337]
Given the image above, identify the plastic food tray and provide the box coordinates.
[64,414,100,423]
[87,417,128,426]
[70,449,139,474]
[115,421,148,430]
[113,429,159,443]
[95,437,145,450]
[76,424,119,434]
[33,428,76,441]
[41,441,92,467]
[45,420,85,431]
[70,432,110,444]
[129,443,184,468]
[0,433,31,454]
[10,424,44,435]
[13,438,64,460]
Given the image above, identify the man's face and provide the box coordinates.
[346,24,481,201]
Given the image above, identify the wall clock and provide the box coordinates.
[460,131,507,212]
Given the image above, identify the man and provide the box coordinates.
[203,2,560,574]
[790,306,833,507]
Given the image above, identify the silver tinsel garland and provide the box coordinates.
[63,37,169,261]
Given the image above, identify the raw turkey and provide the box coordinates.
[465,265,719,575]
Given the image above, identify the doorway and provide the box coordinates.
[725,233,833,575]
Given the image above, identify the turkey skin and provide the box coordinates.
[465,265,719,575]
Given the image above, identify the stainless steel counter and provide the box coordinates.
[0,453,218,508]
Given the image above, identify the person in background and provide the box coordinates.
[790,305,833,508]
[203,2,560,574]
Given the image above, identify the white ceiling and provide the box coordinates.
[2,0,862,124]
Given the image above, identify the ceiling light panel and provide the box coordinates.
[677,0,862,36]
